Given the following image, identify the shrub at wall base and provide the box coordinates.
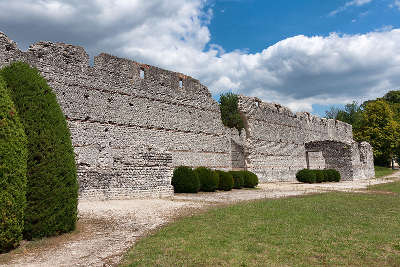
[242,171,259,188]
[216,171,234,191]
[229,171,244,189]
[0,77,27,253]
[0,62,78,240]
[194,167,218,192]
[296,169,341,184]
[171,166,200,193]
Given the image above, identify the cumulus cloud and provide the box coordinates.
[0,0,400,112]
[329,0,373,16]
[390,0,400,9]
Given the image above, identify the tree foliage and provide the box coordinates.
[219,93,244,132]
[325,102,363,130]
[1,62,78,240]
[355,100,400,166]
[325,90,400,166]
[0,77,27,253]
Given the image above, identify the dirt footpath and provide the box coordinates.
[1,172,399,267]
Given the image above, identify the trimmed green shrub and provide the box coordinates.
[242,171,259,188]
[297,169,341,183]
[1,62,78,240]
[296,169,316,184]
[171,166,200,193]
[194,167,218,192]
[0,77,27,253]
[325,169,341,182]
[216,170,234,191]
[229,171,244,189]
[315,170,325,183]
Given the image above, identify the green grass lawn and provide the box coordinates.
[369,181,400,194]
[374,166,398,178]
[122,184,400,267]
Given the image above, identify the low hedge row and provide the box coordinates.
[296,169,341,184]
[171,167,259,193]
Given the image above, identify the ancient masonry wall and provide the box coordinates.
[238,96,375,182]
[0,32,375,199]
[0,32,233,199]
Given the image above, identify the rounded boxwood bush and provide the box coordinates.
[296,169,316,184]
[242,171,259,188]
[216,170,234,191]
[229,171,244,189]
[194,167,218,192]
[0,77,27,253]
[314,170,325,183]
[171,166,200,193]
[1,62,78,240]
[325,169,341,182]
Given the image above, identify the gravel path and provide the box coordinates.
[1,172,399,267]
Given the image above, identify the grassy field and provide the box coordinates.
[369,181,400,194]
[374,166,398,178]
[122,182,400,267]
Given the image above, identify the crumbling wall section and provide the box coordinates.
[0,32,375,192]
[230,128,246,170]
[238,95,374,181]
[0,32,231,199]
[359,142,375,179]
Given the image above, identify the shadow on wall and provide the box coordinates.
[305,140,375,181]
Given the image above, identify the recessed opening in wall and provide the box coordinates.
[179,79,183,88]
[140,68,145,79]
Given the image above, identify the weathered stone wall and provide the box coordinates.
[238,95,375,181]
[359,142,375,179]
[77,144,173,200]
[0,32,231,199]
[0,32,375,197]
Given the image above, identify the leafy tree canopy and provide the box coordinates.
[325,90,400,166]
[355,100,400,166]
[219,93,244,133]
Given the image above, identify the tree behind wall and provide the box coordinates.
[0,62,78,240]
[219,93,244,132]
[355,100,400,166]
[0,77,27,252]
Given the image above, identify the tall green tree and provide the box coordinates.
[0,77,27,252]
[355,100,400,166]
[383,90,400,124]
[1,62,78,240]
[219,93,244,132]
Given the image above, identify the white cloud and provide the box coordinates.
[1,0,400,113]
[329,0,373,16]
[390,0,400,9]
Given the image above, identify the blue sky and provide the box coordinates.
[1,0,400,116]
[205,0,400,115]
[208,0,399,53]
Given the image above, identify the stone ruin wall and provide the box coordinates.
[0,32,375,198]
[0,32,236,199]
[238,96,375,181]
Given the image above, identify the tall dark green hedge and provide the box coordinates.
[0,77,27,253]
[1,62,78,240]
